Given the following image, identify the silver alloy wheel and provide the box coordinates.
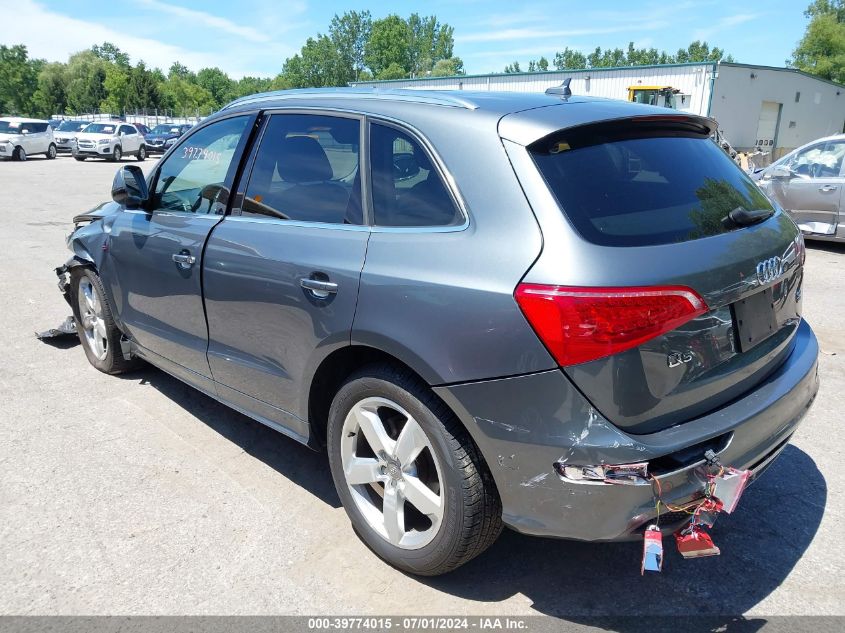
[113,146,121,161]
[78,279,108,360]
[341,397,444,549]
[16,146,26,161]
[48,144,56,158]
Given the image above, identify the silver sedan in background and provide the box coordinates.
[755,134,845,243]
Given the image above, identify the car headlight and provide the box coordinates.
[165,137,176,145]
[97,139,110,145]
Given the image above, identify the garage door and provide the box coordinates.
[755,101,782,151]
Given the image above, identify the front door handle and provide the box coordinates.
[819,185,839,192]
[300,277,338,299]
[172,252,196,267]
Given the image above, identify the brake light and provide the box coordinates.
[515,284,708,366]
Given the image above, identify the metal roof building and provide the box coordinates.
[351,62,845,159]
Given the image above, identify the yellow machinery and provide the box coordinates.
[627,85,681,109]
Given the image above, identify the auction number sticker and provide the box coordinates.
[182,146,221,164]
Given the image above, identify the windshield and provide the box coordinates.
[84,123,117,134]
[531,129,774,247]
[57,120,90,132]
[0,120,21,134]
[151,125,181,135]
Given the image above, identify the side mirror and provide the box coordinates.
[769,164,792,179]
[20,129,29,135]
[112,165,149,209]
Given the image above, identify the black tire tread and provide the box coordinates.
[336,362,502,576]
[70,268,141,375]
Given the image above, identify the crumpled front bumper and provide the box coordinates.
[433,319,819,541]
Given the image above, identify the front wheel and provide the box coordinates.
[70,268,141,374]
[136,145,146,161]
[46,143,57,159]
[327,364,502,576]
[12,146,26,161]
[110,146,122,162]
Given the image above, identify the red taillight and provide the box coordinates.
[515,284,708,366]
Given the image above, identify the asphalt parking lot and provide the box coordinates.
[1,154,843,619]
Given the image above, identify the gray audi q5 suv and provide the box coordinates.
[56,88,819,576]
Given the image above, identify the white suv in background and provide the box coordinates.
[0,118,57,161]
[73,122,147,162]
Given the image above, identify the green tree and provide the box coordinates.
[168,62,194,81]
[33,61,67,117]
[675,41,731,63]
[64,50,106,114]
[100,63,129,114]
[233,76,273,98]
[431,57,464,76]
[554,48,587,70]
[196,67,234,108]
[330,10,372,82]
[377,62,407,80]
[160,76,214,115]
[92,42,130,68]
[125,61,160,111]
[791,0,845,82]
[365,15,411,78]
[0,44,40,114]
[503,60,521,73]
[282,35,346,88]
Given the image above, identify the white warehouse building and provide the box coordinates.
[351,62,845,159]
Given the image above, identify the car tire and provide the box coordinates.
[110,146,122,162]
[74,155,86,161]
[12,146,26,161]
[327,363,502,576]
[136,145,146,161]
[70,268,141,375]
[46,143,57,159]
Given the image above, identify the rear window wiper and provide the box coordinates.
[722,206,774,227]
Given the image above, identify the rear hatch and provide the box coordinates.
[509,112,805,434]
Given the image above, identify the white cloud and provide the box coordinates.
[694,13,762,40]
[458,22,671,44]
[1,0,298,77]
[132,0,272,43]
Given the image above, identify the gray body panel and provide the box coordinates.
[57,89,820,542]
[435,319,818,539]
[108,210,219,378]
[203,217,369,420]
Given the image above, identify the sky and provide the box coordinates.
[0,0,813,79]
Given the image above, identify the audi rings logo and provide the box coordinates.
[756,256,783,284]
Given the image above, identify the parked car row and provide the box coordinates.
[1,116,193,162]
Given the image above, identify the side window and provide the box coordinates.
[369,122,462,227]
[120,125,134,136]
[788,141,845,178]
[152,116,250,215]
[242,114,361,224]
[32,122,48,133]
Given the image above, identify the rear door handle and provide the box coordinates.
[172,252,196,267]
[819,185,838,192]
[300,277,338,298]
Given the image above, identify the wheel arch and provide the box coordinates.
[306,344,481,456]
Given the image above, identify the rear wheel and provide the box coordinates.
[110,145,122,162]
[327,363,502,576]
[46,143,57,159]
[136,145,146,161]
[70,268,140,374]
[12,146,26,161]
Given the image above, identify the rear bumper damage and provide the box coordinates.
[434,319,819,541]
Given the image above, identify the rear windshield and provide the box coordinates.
[530,130,774,247]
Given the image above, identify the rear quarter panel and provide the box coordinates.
[352,108,554,384]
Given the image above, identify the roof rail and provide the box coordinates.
[222,87,480,111]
